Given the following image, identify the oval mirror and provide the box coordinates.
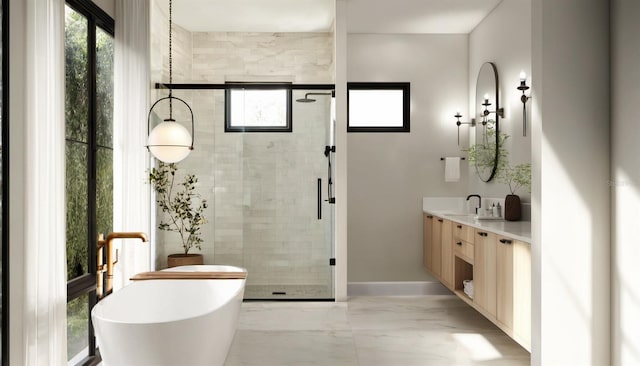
[473,62,501,182]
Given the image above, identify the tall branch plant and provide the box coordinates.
[149,162,208,254]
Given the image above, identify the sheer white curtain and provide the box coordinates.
[22,0,67,364]
[112,0,152,290]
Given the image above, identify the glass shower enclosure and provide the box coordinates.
[162,86,335,300]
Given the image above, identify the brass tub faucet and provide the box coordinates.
[97,232,149,299]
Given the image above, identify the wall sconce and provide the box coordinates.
[517,71,531,137]
[454,110,475,145]
[481,93,505,122]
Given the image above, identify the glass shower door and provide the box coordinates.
[238,89,335,299]
[170,87,335,300]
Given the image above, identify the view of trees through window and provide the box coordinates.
[65,2,113,363]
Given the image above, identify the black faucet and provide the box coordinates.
[466,194,482,214]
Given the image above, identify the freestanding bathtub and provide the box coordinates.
[91,265,246,366]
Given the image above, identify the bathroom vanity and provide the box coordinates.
[423,203,531,352]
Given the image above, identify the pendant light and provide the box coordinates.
[147,0,194,163]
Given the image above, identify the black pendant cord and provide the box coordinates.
[168,0,173,120]
[147,0,196,152]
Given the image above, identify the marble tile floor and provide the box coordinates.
[224,295,530,366]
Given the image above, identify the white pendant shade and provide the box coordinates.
[147,121,192,163]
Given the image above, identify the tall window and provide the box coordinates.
[64,1,113,364]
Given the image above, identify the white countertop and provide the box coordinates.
[423,209,531,243]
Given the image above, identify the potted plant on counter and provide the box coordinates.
[498,163,531,221]
[149,162,208,267]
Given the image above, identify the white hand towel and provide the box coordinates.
[444,157,461,182]
[463,280,474,299]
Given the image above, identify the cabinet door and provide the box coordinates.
[440,220,454,289]
[474,229,497,317]
[513,240,531,346]
[496,236,514,329]
[423,215,433,270]
[432,217,443,276]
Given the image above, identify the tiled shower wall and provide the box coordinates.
[150,2,335,295]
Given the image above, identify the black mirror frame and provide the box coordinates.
[474,62,501,182]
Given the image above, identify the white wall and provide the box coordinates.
[531,0,610,364]
[468,0,532,202]
[346,34,469,282]
[611,0,640,364]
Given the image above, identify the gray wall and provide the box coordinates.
[611,0,640,364]
[468,0,532,202]
[531,0,610,364]
[346,34,469,282]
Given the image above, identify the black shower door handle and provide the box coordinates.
[317,178,322,220]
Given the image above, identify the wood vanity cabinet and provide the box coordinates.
[474,229,497,317]
[439,219,454,289]
[423,214,433,271]
[496,235,532,347]
[432,217,443,277]
[423,213,531,351]
[440,220,454,290]
[423,215,454,289]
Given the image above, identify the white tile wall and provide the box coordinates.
[150,5,334,294]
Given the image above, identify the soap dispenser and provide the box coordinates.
[495,202,502,218]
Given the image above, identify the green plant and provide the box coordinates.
[499,163,532,195]
[149,162,208,254]
[463,121,509,178]
[463,124,531,195]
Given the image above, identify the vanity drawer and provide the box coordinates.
[453,223,475,243]
[454,239,474,263]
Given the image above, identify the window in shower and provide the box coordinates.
[225,83,292,132]
[347,82,410,132]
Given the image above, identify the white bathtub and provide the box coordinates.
[92,265,246,366]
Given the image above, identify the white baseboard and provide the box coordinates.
[347,281,452,296]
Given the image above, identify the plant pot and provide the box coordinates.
[504,194,521,221]
[167,253,204,268]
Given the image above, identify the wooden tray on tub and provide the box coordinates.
[131,271,247,281]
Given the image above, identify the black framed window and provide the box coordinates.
[1,0,8,364]
[225,83,292,132]
[64,0,113,365]
[347,82,410,132]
